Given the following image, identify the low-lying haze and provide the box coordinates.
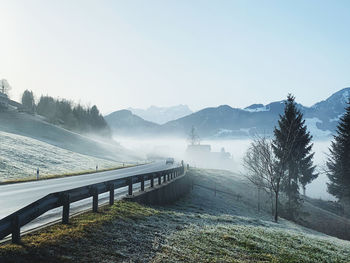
[114,136,333,200]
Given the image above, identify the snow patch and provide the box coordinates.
[215,129,235,136]
[342,90,350,103]
[239,128,250,134]
[329,113,344,123]
[213,128,250,138]
[243,106,270,113]
[304,118,332,139]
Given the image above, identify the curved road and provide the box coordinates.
[0,161,177,236]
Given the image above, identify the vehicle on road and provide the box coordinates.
[166,157,174,164]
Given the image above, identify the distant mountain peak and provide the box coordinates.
[127,104,193,124]
[311,87,350,110]
[339,88,350,103]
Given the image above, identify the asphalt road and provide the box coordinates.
[0,161,177,221]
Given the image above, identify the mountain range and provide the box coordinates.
[105,88,350,139]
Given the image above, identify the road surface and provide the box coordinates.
[0,161,177,236]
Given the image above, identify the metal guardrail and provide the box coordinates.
[0,165,185,244]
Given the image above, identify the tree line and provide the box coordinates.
[244,94,350,223]
[21,90,110,137]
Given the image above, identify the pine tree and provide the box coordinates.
[273,94,317,219]
[327,100,350,202]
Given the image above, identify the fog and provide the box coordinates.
[114,136,334,201]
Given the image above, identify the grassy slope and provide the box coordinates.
[0,130,122,181]
[1,169,350,263]
[0,110,141,181]
[0,110,135,161]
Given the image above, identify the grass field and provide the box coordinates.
[1,169,350,262]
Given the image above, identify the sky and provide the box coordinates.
[0,0,350,114]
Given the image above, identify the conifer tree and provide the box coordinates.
[21,90,35,113]
[273,94,317,219]
[327,100,350,202]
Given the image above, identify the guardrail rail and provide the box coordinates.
[0,165,185,244]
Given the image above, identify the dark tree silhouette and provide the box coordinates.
[327,99,350,203]
[21,90,35,113]
[36,95,110,137]
[273,94,317,220]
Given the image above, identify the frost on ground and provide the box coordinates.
[1,169,350,263]
[0,111,136,162]
[0,131,121,181]
[152,169,350,262]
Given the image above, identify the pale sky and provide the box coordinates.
[1,0,350,114]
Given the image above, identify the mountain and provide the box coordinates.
[107,88,350,139]
[304,88,350,133]
[162,102,287,138]
[164,88,350,139]
[127,105,192,124]
[105,110,160,136]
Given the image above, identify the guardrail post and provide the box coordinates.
[158,173,161,185]
[92,187,98,213]
[12,214,20,244]
[62,194,70,224]
[128,178,133,195]
[109,184,114,206]
[170,171,173,180]
[150,173,154,188]
[163,172,166,183]
[141,175,145,191]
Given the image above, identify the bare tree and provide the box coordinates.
[0,79,11,96]
[243,137,284,222]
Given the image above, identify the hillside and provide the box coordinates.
[0,110,134,161]
[1,169,350,262]
[0,130,122,182]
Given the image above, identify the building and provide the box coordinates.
[185,144,234,170]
